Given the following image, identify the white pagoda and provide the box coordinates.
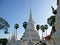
[21,7,40,45]
[7,7,41,45]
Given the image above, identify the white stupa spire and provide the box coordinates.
[26,7,36,31]
[28,7,35,23]
[21,6,40,42]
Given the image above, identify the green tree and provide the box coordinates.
[0,38,8,45]
[47,16,55,26]
[14,24,19,29]
[0,17,10,34]
[51,26,56,35]
[36,24,40,31]
[47,16,56,35]
[40,25,45,40]
[51,6,57,14]
[14,23,19,39]
[44,24,48,36]
[23,21,27,29]
[4,28,9,34]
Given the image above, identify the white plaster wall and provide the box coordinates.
[53,2,60,44]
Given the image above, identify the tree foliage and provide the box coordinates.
[44,24,48,30]
[51,26,56,35]
[0,38,8,45]
[40,25,45,32]
[40,24,48,32]
[14,24,19,29]
[47,16,56,35]
[51,6,57,14]
[0,17,10,34]
[23,21,27,29]
[36,24,40,30]
[47,16,55,26]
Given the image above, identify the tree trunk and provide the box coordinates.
[46,30,47,36]
[16,29,17,40]
[42,31,43,40]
